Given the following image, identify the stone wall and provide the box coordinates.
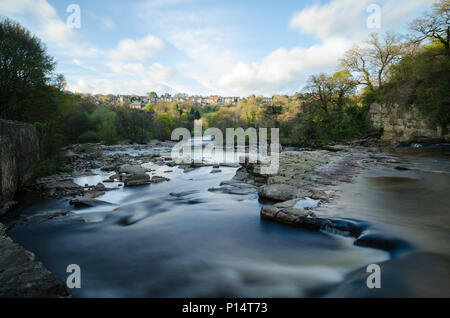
[0,119,40,209]
[369,103,450,143]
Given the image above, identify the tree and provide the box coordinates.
[306,71,357,114]
[147,91,158,99]
[0,18,56,120]
[410,0,450,55]
[340,33,405,90]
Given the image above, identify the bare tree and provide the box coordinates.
[410,0,450,55]
[340,32,405,90]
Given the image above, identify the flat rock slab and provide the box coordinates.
[258,184,311,201]
[69,198,115,208]
[44,181,81,190]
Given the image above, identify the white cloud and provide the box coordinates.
[0,0,75,42]
[290,0,435,40]
[217,38,353,95]
[109,34,165,60]
[66,77,175,96]
[71,58,96,71]
[108,61,171,82]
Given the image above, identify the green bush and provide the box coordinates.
[33,159,61,179]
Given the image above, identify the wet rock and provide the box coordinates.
[260,206,279,219]
[101,165,116,172]
[275,211,299,225]
[354,230,413,253]
[258,184,309,201]
[170,190,198,197]
[150,176,170,183]
[282,207,310,217]
[44,180,81,190]
[0,223,7,236]
[394,166,411,171]
[24,209,69,221]
[273,199,300,208]
[123,173,151,186]
[0,226,69,297]
[0,201,18,216]
[208,183,257,195]
[119,164,146,175]
[69,198,114,208]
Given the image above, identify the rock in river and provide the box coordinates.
[119,164,147,175]
[258,184,310,201]
[123,173,151,187]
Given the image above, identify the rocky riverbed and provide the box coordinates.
[1,140,449,297]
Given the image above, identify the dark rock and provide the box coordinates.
[0,201,18,216]
[24,209,69,221]
[354,230,413,253]
[0,226,69,297]
[150,176,170,183]
[123,173,151,186]
[69,198,114,208]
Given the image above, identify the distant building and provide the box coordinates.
[129,101,145,110]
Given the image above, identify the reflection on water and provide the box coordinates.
[7,163,388,297]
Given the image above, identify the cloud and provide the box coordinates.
[108,61,171,82]
[163,27,237,94]
[0,0,75,42]
[72,59,96,71]
[109,34,165,60]
[66,77,175,96]
[217,37,353,96]
[290,0,435,40]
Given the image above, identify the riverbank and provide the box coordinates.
[0,223,69,297]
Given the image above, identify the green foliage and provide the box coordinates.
[153,113,174,140]
[78,130,99,143]
[383,42,450,126]
[32,159,71,180]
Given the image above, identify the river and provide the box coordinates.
[4,144,450,297]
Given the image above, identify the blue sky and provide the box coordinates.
[0,0,434,96]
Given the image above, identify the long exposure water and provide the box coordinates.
[5,152,388,297]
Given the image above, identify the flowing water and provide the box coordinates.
[4,145,450,297]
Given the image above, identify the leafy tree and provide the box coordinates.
[0,18,57,120]
[147,91,158,99]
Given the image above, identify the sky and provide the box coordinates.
[0,0,435,97]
